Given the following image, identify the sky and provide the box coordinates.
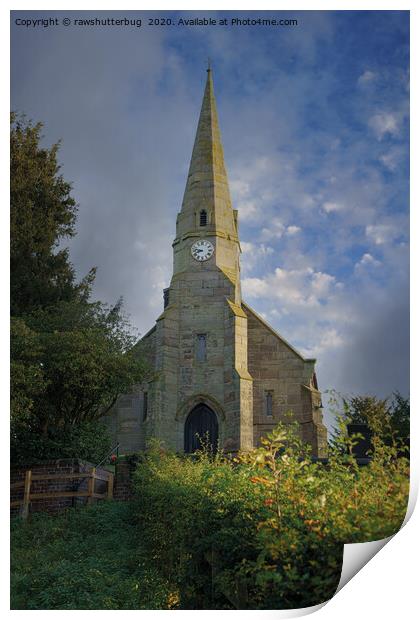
[11,10,410,427]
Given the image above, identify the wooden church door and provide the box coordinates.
[184,404,219,453]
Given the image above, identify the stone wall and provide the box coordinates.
[101,295,327,456]
[102,389,146,453]
[101,327,157,454]
[138,260,250,453]
[243,303,327,456]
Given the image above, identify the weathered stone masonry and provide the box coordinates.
[103,68,327,457]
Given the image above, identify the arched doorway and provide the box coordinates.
[184,404,219,453]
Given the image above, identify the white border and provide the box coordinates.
[3,2,417,618]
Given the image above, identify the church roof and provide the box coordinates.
[180,68,236,237]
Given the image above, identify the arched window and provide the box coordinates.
[199,209,207,226]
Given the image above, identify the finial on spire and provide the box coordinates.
[207,57,212,73]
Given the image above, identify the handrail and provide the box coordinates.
[73,445,120,505]
[95,443,120,469]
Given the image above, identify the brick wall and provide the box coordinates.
[113,457,141,501]
[10,459,112,518]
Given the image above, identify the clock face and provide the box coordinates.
[191,239,214,262]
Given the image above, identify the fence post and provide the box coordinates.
[107,473,114,500]
[21,470,32,520]
[87,467,96,505]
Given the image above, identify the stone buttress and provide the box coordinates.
[103,69,327,457]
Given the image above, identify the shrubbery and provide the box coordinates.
[10,419,112,467]
[133,419,409,609]
[10,418,409,610]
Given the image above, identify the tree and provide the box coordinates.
[10,113,92,315]
[10,115,148,464]
[388,391,410,446]
[10,317,47,426]
[343,395,391,436]
[329,392,410,454]
[10,286,142,464]
[11,300,148,465]
[20,299,147,433]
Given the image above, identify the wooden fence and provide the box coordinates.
[11,467,114,520]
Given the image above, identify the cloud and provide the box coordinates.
[365,224,399,245]
[334,290,409,396]
[285,225,301,235]
[10,9,409,423]
[357,70,377,86]
[259,218,285,241]
[242,266,340,310]
[355,253,381,271]
[378,147,404,172]
[237,201,260,221]
[311,271,337,296]
[301,328,345,358]
[368,111,400,139]
[241,242,274,257]
[322,201,345,213]
[240,241,274,274]
[230,179,261,222]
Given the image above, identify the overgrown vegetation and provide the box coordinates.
[10,114,147,464]
[10,418,409,609]
[10,502,173,609]
[11,418,409,610]
[132,419,409,609]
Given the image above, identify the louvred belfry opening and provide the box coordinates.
[177,67,237,240]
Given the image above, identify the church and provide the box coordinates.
[103,68,327,457]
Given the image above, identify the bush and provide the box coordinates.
[10,419,409,610]
[132,421,409,609]
[11,420,112,467]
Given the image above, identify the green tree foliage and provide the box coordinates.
[10,113,87,316]
[11,419,112,467]
[329,391,410,452]
[18,299,145,430]
[10,317,46,426]
[10,114,148,464]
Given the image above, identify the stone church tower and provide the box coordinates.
[104,69,327,456]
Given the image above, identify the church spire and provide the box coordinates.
[179,68,236,238]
